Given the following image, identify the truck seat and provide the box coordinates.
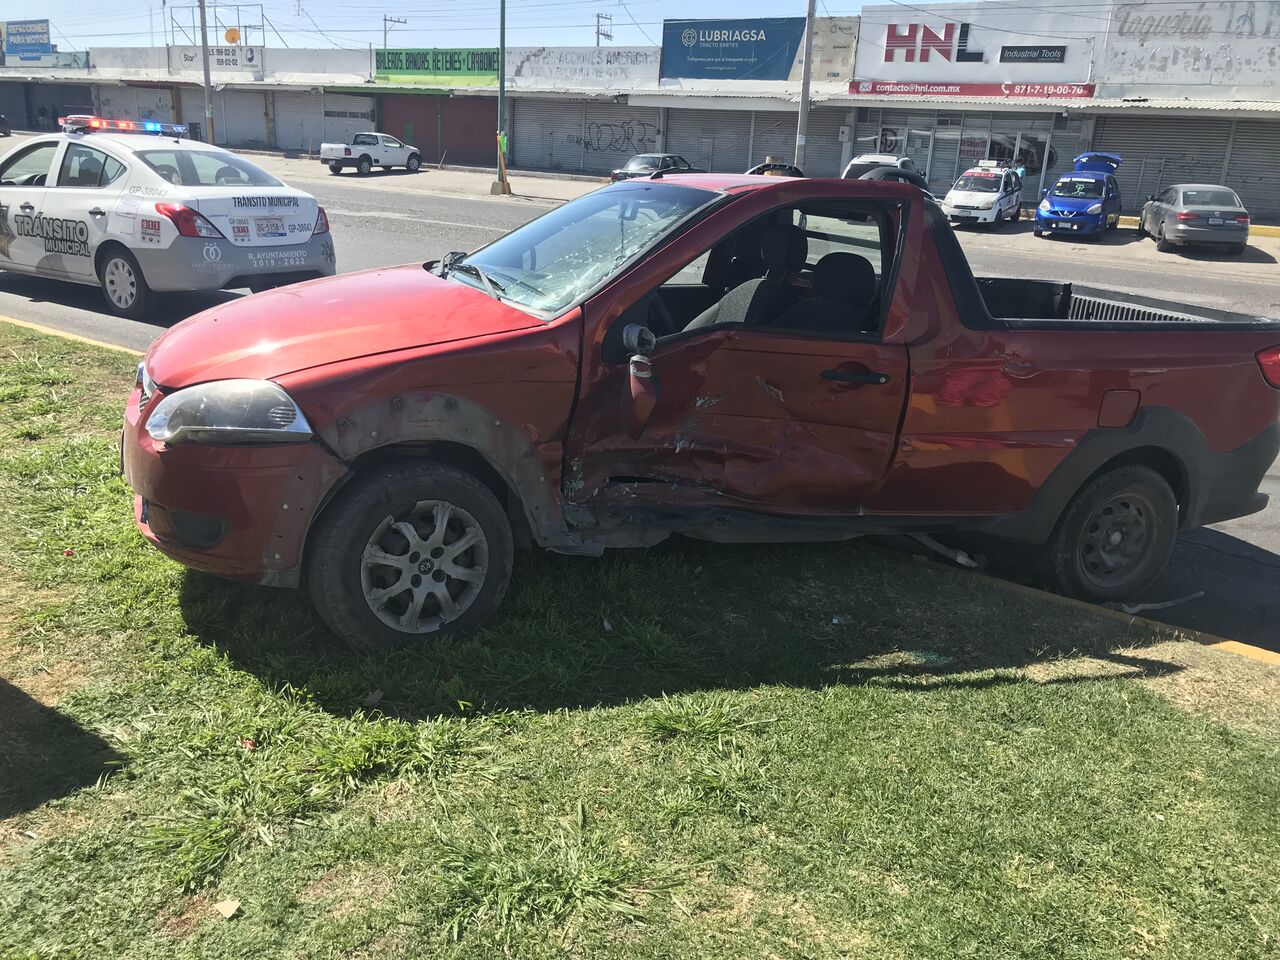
[770,253,878,334]
[685,226,807,330]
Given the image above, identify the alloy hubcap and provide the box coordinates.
[104,258,136,308]
[1078,494,1151,588]
[360,499,488,633]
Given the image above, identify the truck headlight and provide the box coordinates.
[145,379,313,445]
[1038,199,1051,212]
[1087,203,1103,215]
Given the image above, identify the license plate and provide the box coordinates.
[1208,217,1224,225]
[255,217,286,238]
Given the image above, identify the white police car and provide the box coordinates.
[0,116,335,318]
[941,160,1023,227]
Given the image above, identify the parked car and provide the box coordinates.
[841,153,917,179]
[745,161,804,177]
[941,161,1022,226]
[1035,152,1122,239]
[1139,183,1250,255]
[0,114,11,137]
[321,132,420,175]
[123,175,1280,651]
[857,166,930,191]
[0,115,334,319]
[610,154,703,181]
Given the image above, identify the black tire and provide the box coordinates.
[406,154,421,172]
[306,461,514,652]
[1135,217,1147,239]
[97,245,154,320]
[328,160,342,174]
[1039,465,1178,604]
[356,155,372,176]
[991,210,1005,229]
[1033,227,1043,237]
[1107,214,1119,231]
[1156,227,1174,253]
[1228,242,1247,256]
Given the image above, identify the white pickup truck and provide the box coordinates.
[320,132,421,175]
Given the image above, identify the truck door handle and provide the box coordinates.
[88,207,106,217]
[821,369,891,385]
[19,202,34,212]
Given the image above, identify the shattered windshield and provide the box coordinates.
[1051,177,1106,199]
[450,183,716,314]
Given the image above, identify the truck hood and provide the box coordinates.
[146,265,543,388]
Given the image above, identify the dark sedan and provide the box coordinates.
[1139,183,1250,255]
[610,154,704,181]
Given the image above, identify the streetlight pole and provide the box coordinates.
[491,0,510,193]
[794,0,816,170]
[197,0,214,144]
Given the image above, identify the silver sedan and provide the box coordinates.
[1138,183,1250,255]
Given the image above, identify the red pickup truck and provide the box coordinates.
[122,175,1280,651]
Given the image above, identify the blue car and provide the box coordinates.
[1034,152,1122,240]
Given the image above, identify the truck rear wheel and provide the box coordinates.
[1039,465,1178,604]
[328,160,342,174]
[306,462,514,652]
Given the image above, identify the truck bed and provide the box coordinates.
[976,278,1280,332]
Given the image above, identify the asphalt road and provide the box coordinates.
[1,150,1277,651]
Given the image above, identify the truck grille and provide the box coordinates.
[1067,294,1212,324]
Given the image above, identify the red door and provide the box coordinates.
[567,326,909,514]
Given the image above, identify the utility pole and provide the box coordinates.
[491,0,510,194]
[595,13,612,47]
[794,0,816,170]
[198,0,214,143]
[383,14,406,52]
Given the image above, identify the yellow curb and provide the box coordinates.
[0,316,143,356]
[1116,215,1280,238]
[881,547,1280,667]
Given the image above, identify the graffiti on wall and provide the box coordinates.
[566,120,658,154]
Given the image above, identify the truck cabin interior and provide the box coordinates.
[645,201,897,344]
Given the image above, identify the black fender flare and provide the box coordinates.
[984,406,1209,543]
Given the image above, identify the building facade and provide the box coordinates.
[0,2,1276,215]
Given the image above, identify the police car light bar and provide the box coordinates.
[58,115,188,136]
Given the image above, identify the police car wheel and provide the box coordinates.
[406,154,421,172]
[357,156,373,176]
[98,247,153,319]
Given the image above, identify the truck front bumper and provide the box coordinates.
[121,385,350,587]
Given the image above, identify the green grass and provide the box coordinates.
[0,323,1278,960]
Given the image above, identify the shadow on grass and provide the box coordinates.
[177,538,1186,721]
[0,678,122,819]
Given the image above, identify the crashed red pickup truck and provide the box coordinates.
[122,175,1280,651]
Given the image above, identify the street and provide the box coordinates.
[1,149,1277,651]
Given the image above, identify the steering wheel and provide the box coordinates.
[645,292,677,338]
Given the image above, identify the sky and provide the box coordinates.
[38,0,874,51]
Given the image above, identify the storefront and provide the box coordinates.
[381,93,499,167]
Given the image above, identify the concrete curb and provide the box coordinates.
[1116,214,1280,238]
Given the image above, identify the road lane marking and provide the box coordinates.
[324,209,508,232]
[0,315,143,356]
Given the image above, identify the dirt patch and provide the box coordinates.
[157,893,213,939]
[300,866,395,921]
[2,657,86,707]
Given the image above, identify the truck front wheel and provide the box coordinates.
[1039,465,1178,604]
[356,155,373,176]
[306,462,514,652]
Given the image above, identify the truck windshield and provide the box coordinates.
[1051,178,1105,199]
[953,174,1001,193]
[453,183,718,315]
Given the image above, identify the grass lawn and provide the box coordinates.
[1,322,1278,960]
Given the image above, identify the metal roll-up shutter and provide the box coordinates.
[749,111,799,169]
[273,91,324,152]
[581,102,660,175]
[221,90,268,147]
[804,108,849,178]
[512,98,584,172]
[927,113,963,194]
[852,106,885,157]
[665,108,751,173]
[179,86,216,142]
[1224,120,1280,222]
[1093,115,1232,213]
[322,93,375,144]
